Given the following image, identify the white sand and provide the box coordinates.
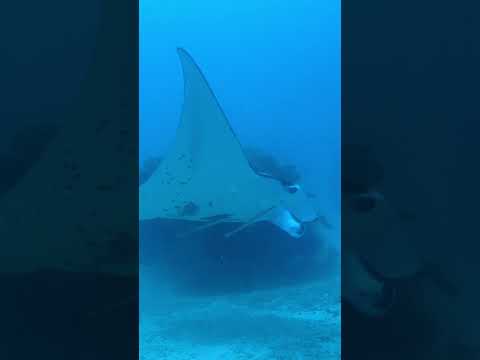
[141,276,340,360]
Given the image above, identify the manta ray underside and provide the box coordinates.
[140,48,318,237]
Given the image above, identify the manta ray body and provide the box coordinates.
[140,49,318,238]
[0,48,319,275]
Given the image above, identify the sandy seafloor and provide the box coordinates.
[140,273,340,360]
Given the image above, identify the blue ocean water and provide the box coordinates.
[140,0,340,358]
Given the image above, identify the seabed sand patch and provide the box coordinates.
[141,277,340,360]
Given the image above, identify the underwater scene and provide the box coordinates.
[140,0,340,359]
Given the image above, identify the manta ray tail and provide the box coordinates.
[224,206,277,238]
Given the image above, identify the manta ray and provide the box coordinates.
[0,48,318,276]
[140,48,319,238]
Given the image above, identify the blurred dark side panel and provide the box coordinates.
[0,1,138,359]
[342,1,479,359]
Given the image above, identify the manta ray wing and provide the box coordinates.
[140,49,317,226]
